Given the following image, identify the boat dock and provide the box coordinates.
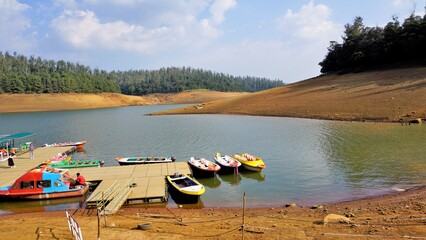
[67,162,191,214]
[0,146,191,215]
[0,146,75,186]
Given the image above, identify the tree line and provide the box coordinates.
[113,67,284,95]
[0,52,120,94]
[319,13,426,73]
[0,52,283,95]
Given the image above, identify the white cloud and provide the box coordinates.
[277,1,340,41]
[50,0,236,53]
[51,10,169,52]
[209,0,237,24]
[0,0,33,51]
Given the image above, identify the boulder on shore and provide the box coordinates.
[323,214,351,225]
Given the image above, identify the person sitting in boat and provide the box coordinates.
[74,173,86,186]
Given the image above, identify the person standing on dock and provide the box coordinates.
[29,143,35,159]
[7,152,15,168]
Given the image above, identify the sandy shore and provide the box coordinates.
[0,91,249,113]
[0,186,424,240]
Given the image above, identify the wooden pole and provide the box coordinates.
[102,192,107,226]
[97,207,101,240]
[242,192,246,240]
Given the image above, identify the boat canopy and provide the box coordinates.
[0,132,36,150]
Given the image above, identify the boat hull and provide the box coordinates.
[241,163,263,172]
[232,153,265,172]
[188,164,218,178]
[214,153,241,174]
[0,185,89,200]
[116,157,175,165]
[188,157,221,178]
[166,174,205,203]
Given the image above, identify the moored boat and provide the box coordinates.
[166,173,205,202]
[232,153,265,172]
[188,157,221,177]
[115,156,176,165]
[214,152,241,173]
[42,141,87,150]
[0,168,89,200]
[48,159,104,168]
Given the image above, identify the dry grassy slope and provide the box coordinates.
[0,91,249,113]
[152,67,426,122]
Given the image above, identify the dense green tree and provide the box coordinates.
[0,52,282,95]
[319,13,426,73]
[113,67,283,95]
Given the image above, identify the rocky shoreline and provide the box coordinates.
[0,185,424,239]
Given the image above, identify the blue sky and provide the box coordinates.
[1,0,424,83]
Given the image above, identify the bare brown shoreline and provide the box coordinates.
[151,67,426,123]
[0,185,424,240]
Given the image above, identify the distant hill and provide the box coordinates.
[0,52,282,95]
[0,90,249,113]
[150,66,426,123]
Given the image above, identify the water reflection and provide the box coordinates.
[0,196,84,215]
[167,186,205,207]
[196,175,221,188]
[320,122,426,191]
[239,171,265,182]
[217,173,241,186]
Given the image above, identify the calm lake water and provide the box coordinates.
[0,105,425,213]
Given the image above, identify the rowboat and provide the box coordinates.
[214,152,241,173]
[48,159,104,168]
[0,168,89,200]
[42,141,87,150]
[115,156,176,166]
[232,153,265,172]
[166,173,205,202]
[188,157,221,177]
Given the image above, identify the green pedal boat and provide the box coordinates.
[48,159,104,168]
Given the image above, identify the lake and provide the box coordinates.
[0,105,425,213]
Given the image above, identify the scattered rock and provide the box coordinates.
[345,212,355,217]
[137,222,152,230]
[323,214,351,225]
[311,205,323,209]
[285,203,297,208]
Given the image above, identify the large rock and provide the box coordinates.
[323,214,351,225]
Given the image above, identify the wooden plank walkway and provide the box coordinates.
[78,162,191,208]
[0,146,75,187]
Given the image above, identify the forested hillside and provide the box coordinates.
[113,67,283,95]
[0,52,120,94]
[0,52,283,95]
[319,13,426,73]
